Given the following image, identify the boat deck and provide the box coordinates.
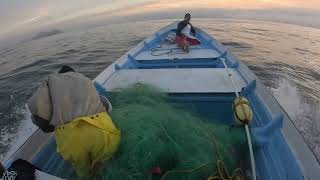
[105,68,246,93]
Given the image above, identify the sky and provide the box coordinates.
[0,0,320,41]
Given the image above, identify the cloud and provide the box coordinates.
[1,0,319,42]
[47,1,154,25]
[0,7,50,36]
[21,11,48,25]
[123,0,320,12]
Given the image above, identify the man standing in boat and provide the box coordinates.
[27,66,120,179]
[176,13,200,52]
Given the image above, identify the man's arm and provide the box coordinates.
[31,115,55,133]
[93,81,113,113]
[0,162,5,177]
[99,96,112,113]
[176,21,186,36]
[190,23,196,35]
[28,80,53,132]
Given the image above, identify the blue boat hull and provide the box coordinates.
[5,21,320,180]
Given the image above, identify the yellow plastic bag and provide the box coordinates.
[54,112,120,179]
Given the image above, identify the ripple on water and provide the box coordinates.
[0,19,320,162]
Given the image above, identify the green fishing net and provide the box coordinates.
[94,84,249,180]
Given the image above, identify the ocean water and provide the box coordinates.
[0,19,319,162]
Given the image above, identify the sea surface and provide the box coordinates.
[0,19,319,162]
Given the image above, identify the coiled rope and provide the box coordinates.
[160,127,244,180]
[150,47,187,56]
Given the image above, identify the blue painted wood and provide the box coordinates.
[32,138,76,179]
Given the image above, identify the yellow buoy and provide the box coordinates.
[233,96,253,124]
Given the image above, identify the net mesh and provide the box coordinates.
[94,84,248,180]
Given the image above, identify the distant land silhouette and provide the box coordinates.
[32,30,63,40]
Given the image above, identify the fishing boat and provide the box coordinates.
[4,21,320,180]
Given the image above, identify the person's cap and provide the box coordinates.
[58,65,75,73]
